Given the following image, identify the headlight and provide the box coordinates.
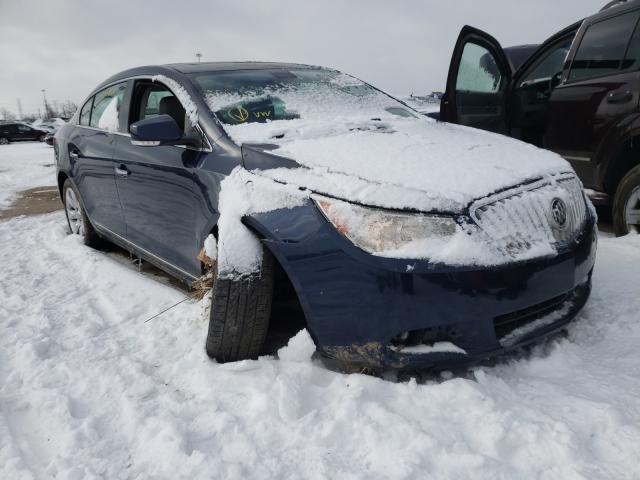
[313,196,458,254]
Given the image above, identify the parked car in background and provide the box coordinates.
[55,62,596,370]
[0,122,48,144]
[441,0,640,235]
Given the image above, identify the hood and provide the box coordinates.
[238,117,573,213]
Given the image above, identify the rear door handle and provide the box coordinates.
[114,165,130,177]
[607,91,633,104]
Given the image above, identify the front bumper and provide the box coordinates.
[247,204,597,370]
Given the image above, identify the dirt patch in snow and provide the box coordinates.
[0,186,61,220]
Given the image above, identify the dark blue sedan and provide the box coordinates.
[55,62,596,370]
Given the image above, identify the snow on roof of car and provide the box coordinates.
[167,61,324,74]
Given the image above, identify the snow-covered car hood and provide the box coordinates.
[235,117,573,213]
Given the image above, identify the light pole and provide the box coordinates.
[41,89,50,119]
[195,52,202,63]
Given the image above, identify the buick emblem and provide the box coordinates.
[550,197,568,229]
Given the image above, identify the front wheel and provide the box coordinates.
[62,179,101,247]
[205,249,275,362]
[38,135,46,142]
[613,165,640,236]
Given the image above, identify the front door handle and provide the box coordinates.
[114,165,130,177]
[607,91,633,104]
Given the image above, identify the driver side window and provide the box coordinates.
[456,43,502,93]
[518,36,574,88]
[129,81,189,134]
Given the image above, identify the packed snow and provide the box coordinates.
[216,168,309,277]
[0,142,56,207]
[1,211,640,479]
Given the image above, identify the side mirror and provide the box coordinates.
[130,115,202,148]
[549,72,563,91]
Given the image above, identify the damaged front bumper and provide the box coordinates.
[245,203,597,370]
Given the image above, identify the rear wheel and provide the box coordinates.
[62,179,101,247]
[0,137,8,145]
[205,249,275,362]
[613,165,640,236]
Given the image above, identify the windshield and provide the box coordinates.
[190,68,418,144]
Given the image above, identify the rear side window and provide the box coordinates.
[569,12,640,82]
[89,82,127,131]
[79,98,92,126]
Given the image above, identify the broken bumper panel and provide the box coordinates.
[246,204,597,370]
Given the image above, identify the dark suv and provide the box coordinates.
[0,122,48,144]
[441,0,640,235]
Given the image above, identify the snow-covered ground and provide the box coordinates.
[2,145,640,479]
[0,142,56,208]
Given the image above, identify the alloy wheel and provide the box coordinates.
[624,186,640,233]
[0,138,8,145]
[65,188,85,236]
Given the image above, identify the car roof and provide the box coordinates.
[592,0,640,19]
[94,61,328,93]
[166,61,324,74]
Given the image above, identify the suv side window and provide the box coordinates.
[79,98,93,126]
[89,82,127,131]
[569,11,640,82]
[17,124,32,132]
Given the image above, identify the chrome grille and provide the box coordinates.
[470,175,587,253]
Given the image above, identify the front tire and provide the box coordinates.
[62,179,101,247]
[206,249,275,362]
[613,165,640,236]
[38,135,46,142]
[0,137,8,145]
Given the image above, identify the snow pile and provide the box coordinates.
[0,142,56,207]
[152,75,199,126]
[277,329,316,362]
[1,212,640,479]
[203,233,217,261]
[216,168,309,277]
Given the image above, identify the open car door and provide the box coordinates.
[441,26,513,134]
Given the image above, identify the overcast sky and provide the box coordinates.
[0,0,604,117]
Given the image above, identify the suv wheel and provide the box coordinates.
[613,164,640,235]
[0,137,8,145]
[38,134,46,142]
[205,249,275,363]
[62,179,101,247]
